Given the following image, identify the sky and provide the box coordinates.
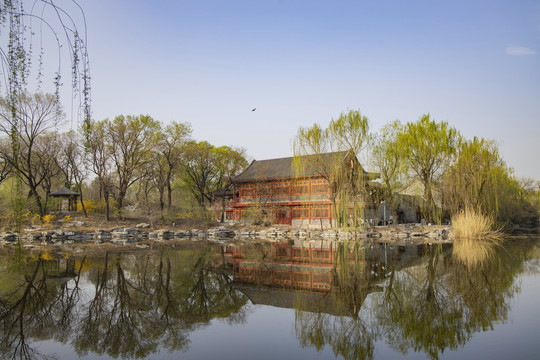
[40,0,540,179]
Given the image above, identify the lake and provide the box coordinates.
[1,234,539,360]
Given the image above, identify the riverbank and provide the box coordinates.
[0,222,454,249]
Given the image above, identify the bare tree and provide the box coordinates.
[58,131,89,216]
[87,120,114,220]
[0,92,63,216]
[34,132,63,211]
[107,115,160,212]
[155,121,192,210]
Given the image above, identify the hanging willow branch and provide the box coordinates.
[0,0,91,137]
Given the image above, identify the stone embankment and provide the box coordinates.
[0,224,452,247]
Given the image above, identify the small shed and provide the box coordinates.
[50,186,80,212]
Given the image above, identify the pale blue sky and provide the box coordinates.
[75,0,539,178]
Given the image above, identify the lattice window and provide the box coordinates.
[257,184,271,196]
[292,206,310,219]
[311,180,329,194]
[239,186,255,198]
[312,205,330,218]
[292,181,309,195]
[273,182,290,196]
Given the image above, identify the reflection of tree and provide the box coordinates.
[46,256,86,344]
[447,240,532,333]
[73,251,182,358]
[72,247,248,358]
[374,240,538,360]
[0,258,46,359]
[375,245,465,359]
[183,247,248,324]
[295,242,384,360]
[0,246,249,359]
[0,253,84,360]
[294,239,540,360]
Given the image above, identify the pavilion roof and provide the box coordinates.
[49,187,80,197]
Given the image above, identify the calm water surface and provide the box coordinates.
[1,234,539,360]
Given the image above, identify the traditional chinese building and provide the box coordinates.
[218,151,381,228]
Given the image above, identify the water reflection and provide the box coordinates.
[452,235,503,269]
[229,241,430,360]
[0,236,539,360]
[0,246,248,359]
[226,238,539,360]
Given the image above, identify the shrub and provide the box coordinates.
[77,200,97,214]
[94,198,118,214]
[42,214,56,225]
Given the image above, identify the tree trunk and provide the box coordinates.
[30,186,44,217]
[159,188,165,213]
[79,190,88,217]
[200,192,205,208]
[423,175,434,223]
[104,191,110,221]
[117,192,124,211]
[167,182,173,210]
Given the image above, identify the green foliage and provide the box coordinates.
[443,137,502,213]
[151,121,192,211]
[107,114,161,210]
[397,114,459,223]
[94,198,118,215]
[443,137,539,226]
[293,109,371,227]
[370,120,405,217]
[241,204,271,225]
[181,141,247,208]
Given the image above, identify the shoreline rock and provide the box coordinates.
[0,224,456,247]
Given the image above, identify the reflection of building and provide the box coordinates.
[222,242,432,315]
[43,257,76,277]
[225,242,382,293]
[224,242,427,292]
[230,244,334,292]
[222,152,380,228]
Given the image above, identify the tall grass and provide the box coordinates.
[451,207,503,268]
[452,206,500,239]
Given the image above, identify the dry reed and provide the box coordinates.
[451,207,503,268]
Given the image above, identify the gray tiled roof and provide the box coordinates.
[231,151,377,183]
[49,187,80,197]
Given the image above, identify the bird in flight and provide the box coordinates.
[252,108,256,111]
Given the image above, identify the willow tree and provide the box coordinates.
[442,137,505,216]
[0,1,91,126]
[370,120,405,221]
[397,114,458,223]
[293,109,370,227]
[0,1,90,224]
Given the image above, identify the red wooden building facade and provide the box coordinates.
[232,178,332,225]
[219,152,379,227]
